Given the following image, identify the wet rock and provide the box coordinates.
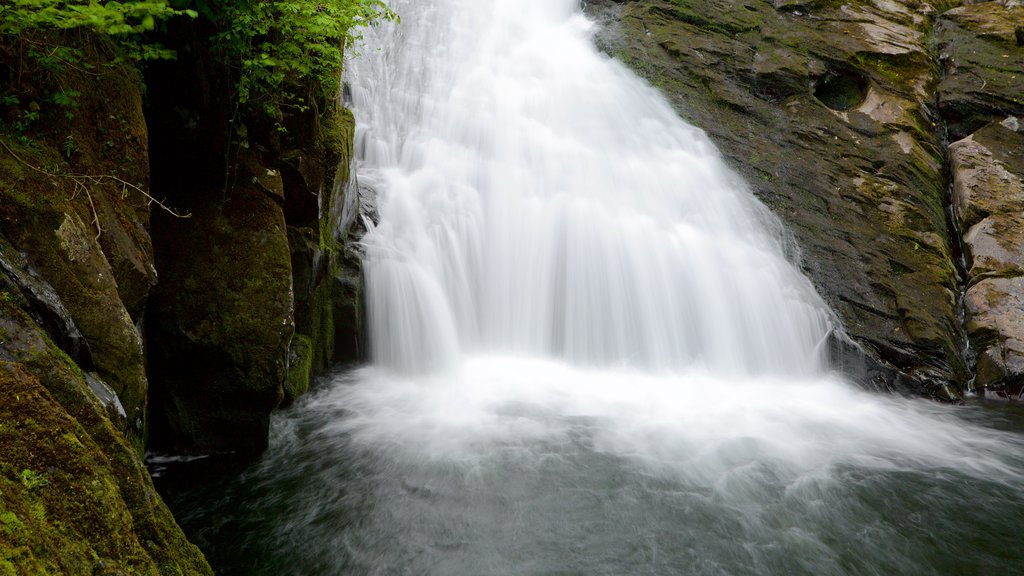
[814,68,869,111]
[936,2,1024,139]
[952,119,1024,393]
[283,334,314,404]
[965,277,1024,392]
[0,42,155,439]
[147,155,294,454]
[284,106,364,379]
[600,0,967,395]
[0,235,91,367]
[0,297,211,575]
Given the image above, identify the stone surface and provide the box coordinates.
[936,2,1024,139]
[146,156,294,454]
[0,37,156,440]
[594,0,968,395]
[283,104,364,380]
[0,294,211,575]
[952,118,1024,395]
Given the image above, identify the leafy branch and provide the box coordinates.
[0,1,197,36]
[209,0,397,114]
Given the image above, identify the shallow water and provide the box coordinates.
[160,1,1024,573]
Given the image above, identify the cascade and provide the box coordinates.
[166,2,1024,574]
[352,0,832,376]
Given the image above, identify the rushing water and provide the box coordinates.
[160,1,1024,574]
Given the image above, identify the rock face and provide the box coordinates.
[0,32,211,573]
[951,120,1024,397]
[592,0,969,395]
[936,2,1024,140]
[0,45,155,442]
[0,299,212,575]
[142,20,366,451]
[281,104,367,405]
[145,157,295,453]
[938,2,1024,399]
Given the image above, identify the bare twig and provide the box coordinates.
[1,138,191,239]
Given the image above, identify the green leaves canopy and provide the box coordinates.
[0,1,197,35]
[210,0,396,109]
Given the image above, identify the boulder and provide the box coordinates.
[146,156,294,454]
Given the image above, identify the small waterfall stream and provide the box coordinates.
[162,2,1024,574]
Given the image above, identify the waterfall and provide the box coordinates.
[350,0,833,377]
[164,2,1024,574]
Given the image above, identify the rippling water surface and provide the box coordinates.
[161,1,1024,574]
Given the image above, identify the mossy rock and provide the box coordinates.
[147,155,293,454]
[283,334,314,404]
[0,30,161,445]
[935,3,1024,139]
[0,297,211,575]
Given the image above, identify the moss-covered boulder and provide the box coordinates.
[0,295,211,575]
[592,0,967,395]
[146,156,294,454]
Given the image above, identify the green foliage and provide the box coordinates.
[205,0,397,114]
[61,135,75,158]
[0,2,197,135]
[0,1,197,36]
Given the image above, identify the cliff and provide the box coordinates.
[0,12,366,572]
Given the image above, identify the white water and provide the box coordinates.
[351,0,833,376]
[340,0,1024,500]
[217,1,1024,573]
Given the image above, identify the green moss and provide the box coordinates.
[19,469,48,492]
[1,299,211,574]
[284,334,314,404]
[0,511,25,535]
[851,52,929,87]
[657,1,763,35]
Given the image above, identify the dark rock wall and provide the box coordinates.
[142,19,366,452]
